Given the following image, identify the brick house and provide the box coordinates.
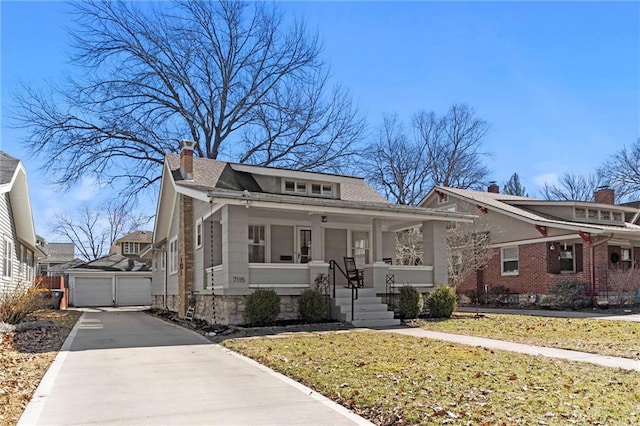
[420,184,640,303]
[148,141,474,325]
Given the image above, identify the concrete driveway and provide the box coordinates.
[19,309,372,426]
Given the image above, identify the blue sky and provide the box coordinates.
[1,1,639,241]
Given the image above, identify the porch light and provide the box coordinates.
[321,215,327,222]
[549,243,556,251]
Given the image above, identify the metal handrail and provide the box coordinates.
[328,259,360,321]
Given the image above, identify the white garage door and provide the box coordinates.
[74,278,113,307]
[116,277,151,306]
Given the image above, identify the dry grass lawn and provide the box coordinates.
[224,330,640,425]
[412,312,640,360]
[0,310,81,426]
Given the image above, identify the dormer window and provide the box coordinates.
[575,208,586,219]
[599,211,611,221]
[283,180,333,197]
[612,212,622,222]
[122,242,140,254]
[587,209,598,220]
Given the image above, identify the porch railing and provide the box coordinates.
[328,259,359,321]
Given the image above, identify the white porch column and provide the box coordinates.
[372,218,383,263]
[311,214,323,262]
[423,221,448,286]
[221,205,249,291]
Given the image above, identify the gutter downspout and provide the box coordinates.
[163,250,168,309]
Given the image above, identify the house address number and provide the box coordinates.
[233,276,246,283]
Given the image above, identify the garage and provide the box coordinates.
[67,253,152,307]
[116,277,151,306]
[73,278,113,307]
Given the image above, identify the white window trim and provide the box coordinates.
[282,179,334,198]
[559,244,575,273]
[169,237,178,275]
[248,224,267,263]
[500,246,519,276]
[4,238,12,278]
[195,218,203,249]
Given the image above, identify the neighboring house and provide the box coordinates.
[36,238,76,276]
[0,152,43,295]
[150,141,473,325]
[66,253,152,307]
[110,230,153,263]
[421,184,640,303]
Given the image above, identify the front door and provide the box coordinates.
[298,228,312,263]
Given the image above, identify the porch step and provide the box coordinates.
[331,287,400,328]
[352,318,401,328]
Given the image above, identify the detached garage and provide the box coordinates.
[67,254,152,307]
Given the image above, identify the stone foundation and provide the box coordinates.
[153,293,300,325]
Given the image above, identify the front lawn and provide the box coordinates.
[224,331,640,425]
[412,312,640,360]
[0,309,81,425]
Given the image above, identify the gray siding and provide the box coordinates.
[324,228,347,286]
[0,193,34,294]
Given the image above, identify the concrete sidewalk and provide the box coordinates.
[19,310,373,426]
[457,306,640,322]
[379,327,640,371]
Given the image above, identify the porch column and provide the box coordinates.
[311,214,323,262]
[423,221,447,286]
[372,218,383,263]
[221,205,249,291]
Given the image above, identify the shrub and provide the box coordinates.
[0,283,48,324]
[427,286,458,318]
[297,289,326,323]
[549,281,591,309]
[398,286,424,319]
[244,289,280,325]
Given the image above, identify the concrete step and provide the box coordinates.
[331,296,382,305]
[333,288,378,298]
[337,310,395,321]
[331,303,390,313]
[351,318,401,328]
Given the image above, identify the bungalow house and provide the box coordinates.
[0,152,43,295]
[149,141,474,326]
[420,184,640,304]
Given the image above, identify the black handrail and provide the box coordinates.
[328,259,359,321]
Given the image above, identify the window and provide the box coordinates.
[574,208,586,219]
[161,250,166,270]
[501,246,518,275]
[284,180,333,197]
[587,209,598,220]
[4,239,12,277]
[26,249,33,282]
[169,238,178,274]
[444,205,457,229]
[195,219,203,249]
[248,225,265,263]
[352,231,370,268]
[613,212,622,222]
[559,244,574,272]
[123,242,140,254]
[19,245,24,274]
[600,211,611,221]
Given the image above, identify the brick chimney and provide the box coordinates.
[594,186,615,205]
[179,140,196,181]
[487,181,499,194]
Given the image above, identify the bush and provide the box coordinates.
[297,289,326,323]
[549,281,591,309]
[244,289,280,325]
[427,286,458,318]
[398,286,424,319]
[0,283,48,324]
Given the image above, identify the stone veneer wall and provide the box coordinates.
[154,294,300,325]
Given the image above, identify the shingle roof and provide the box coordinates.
[0,152,20,185]
[114,230,153,244]
[71,253,150,272]
[436,187,640,235]
[167,154,388,204]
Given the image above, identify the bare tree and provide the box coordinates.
[50,199,152,261]
[446,202,500,288]
[13,1,364,195]
[363,104,491,205]
[503,173,527,196]
[541,173,604,201]
[395,227,423,266]
[599,138,640,202]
